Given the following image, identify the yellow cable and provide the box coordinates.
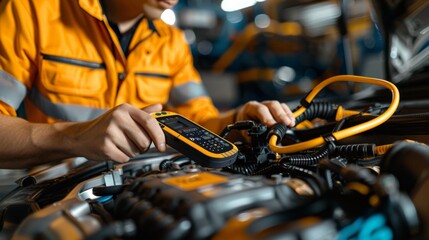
[375,144,393,155]
[270,75,400,154]
[375,140,425,155]
[295,120,314,129]
[335,106,371,121]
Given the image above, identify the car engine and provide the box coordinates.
[1,75,429,240]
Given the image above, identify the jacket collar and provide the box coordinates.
[79,0,159,35]
[79,0,104,20]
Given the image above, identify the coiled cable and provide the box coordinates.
[269,75,400,154]
[281,145,331,166]
[224,163,260,175]
[335,144,376,159]
[295,102,339,124]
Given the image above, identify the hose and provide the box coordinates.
[252,162,284,176]
[334,144,376,159]
[281,145,331,166]
[269,75,400,154]
[224,163,260,175]
[357,156,383,167]
[375,144,393,155]
[295,102,339,124]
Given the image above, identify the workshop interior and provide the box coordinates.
[2,0,429,239]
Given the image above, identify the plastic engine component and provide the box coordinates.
[113,169,306,239]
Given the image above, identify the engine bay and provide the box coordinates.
[1,75,429,240]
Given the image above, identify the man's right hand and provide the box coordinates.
[67,103,166,163]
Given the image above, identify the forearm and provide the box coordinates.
[0,114,75,169]
[0,104,168,168]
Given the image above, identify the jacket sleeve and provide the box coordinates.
[166,28,220,128]
[0,0,37,116]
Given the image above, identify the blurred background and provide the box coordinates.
[160,0,385,109]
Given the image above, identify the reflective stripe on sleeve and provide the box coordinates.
[168,81,209,107]
[29,88,107,121]
[0,70,28,109]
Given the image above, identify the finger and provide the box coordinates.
[123,122,153,153]
[142,103,163,113]
[252,102,277,126]
[281,103,295,127]
[113,131,143,157]
[115,110,154,154]
[237,101,276,126]
[129,109,166,152]
[103,140,131,163]
[115,104,165,153]
[262,100,289,124]
[237,101,262,121]
[108,105,152,155]
[261,101,295,127]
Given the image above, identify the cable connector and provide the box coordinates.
[220,120,256,138]
[267,123,288,142]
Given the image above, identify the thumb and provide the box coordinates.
[142,103,163,113]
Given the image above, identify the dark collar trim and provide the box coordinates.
[147,19,160,36]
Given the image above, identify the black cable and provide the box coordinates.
[321,168,334,190]
[251,162,284,176]
[219,120,256,138]
[280,145,331,166]
[317,157,348,192]
[319,159,376,186]
[295,102,339,125]
[92,185,127,196]
[281,164,328,196]
[293,111,429,141]
[224,163,260,175]
[334,144,376,160]
[332,117,347,132]
[357,156,383,167]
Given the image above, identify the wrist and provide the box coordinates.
[31,122,77,157]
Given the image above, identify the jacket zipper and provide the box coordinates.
[42,54,106,69]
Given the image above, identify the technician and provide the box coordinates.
[0,0,295,168]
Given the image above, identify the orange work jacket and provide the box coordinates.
[0,0,219,129]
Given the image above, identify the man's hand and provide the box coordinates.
[236,100,295,127]
[67,103,166,163]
